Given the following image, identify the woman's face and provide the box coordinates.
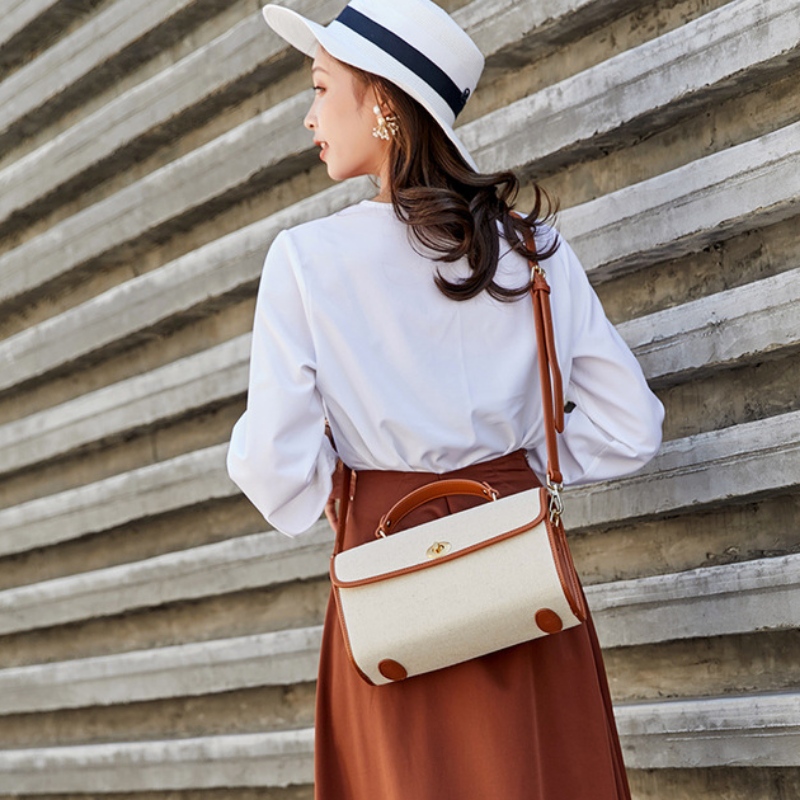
[304,47,389,184]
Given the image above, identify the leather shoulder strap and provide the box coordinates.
[515,217,564,487]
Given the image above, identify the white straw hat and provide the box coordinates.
[261,0,484,170]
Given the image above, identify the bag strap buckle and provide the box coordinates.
[546,477,564,524]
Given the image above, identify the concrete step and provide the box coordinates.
[0,0,641,231]
[0,335,250,476]
[1,409,798,557]
[2,0,63,51]
[0,630,320,715]
[2,264,796,479]
[616,692,800,769]
[0,0,221,151]
[0,87,315,312]
[0,627,324,714]
[0,693,796,791]
[567,408,800,530]
[0,523,332,636]
[0,1,327,225]
[617,265,800,388]
[4,113,799,395]
[0,0,83,72]
[561,119,800,281]
[590,553,800,649]
[0,441,232,557]
[0,555,795,711]
[3,0,795,311]
[0,728,315,793]
[453,0,641,64]
[465,0,800,174]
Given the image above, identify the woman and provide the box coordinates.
[227,1,664,798]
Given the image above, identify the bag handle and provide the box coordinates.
[375,479,498,538]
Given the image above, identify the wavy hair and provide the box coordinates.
[349,66,560,302]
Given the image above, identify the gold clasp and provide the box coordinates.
[426,541,452,559]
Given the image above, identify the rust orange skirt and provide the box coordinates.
[314,450,630,799]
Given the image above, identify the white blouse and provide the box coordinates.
[227,200,664,535]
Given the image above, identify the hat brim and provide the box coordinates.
[262,5,478,171]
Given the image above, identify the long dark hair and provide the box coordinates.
[350,67,560,302]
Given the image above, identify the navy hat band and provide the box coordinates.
[336,6,470,118]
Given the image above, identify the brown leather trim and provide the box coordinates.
[377,479,497,538]
[330,579,376,685]
[331,487,547,588]
[545,515,587,622]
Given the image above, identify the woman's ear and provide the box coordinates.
[369,87,391,116]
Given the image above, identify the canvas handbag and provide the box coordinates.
[330,229,587,685]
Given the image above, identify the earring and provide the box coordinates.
[372,105,399,140]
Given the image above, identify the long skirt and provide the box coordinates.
[314,450,631,799]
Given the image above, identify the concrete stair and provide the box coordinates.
[0,0,797,796]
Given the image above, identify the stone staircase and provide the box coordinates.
[0,0,798,797]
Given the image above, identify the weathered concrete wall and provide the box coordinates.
[0,0,798,796]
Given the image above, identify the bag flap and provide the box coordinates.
[331,486,547,587]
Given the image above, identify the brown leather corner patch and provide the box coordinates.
[535,608,564,634]
[378,659,408,682]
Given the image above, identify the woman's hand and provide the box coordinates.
[324,495,339,530]
[325,459,345,532]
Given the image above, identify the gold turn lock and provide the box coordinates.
[426,541,452,559]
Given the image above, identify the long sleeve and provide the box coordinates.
[227,231,338,536]
[527,237,664,485]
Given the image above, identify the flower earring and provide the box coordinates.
[372,105,399,140]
